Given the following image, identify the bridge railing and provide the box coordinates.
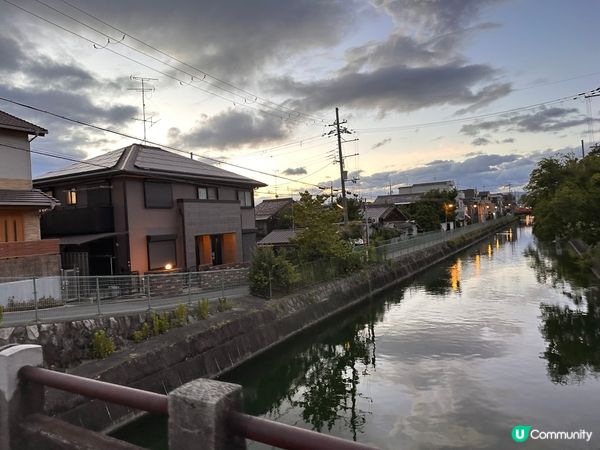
[2,344,377,450]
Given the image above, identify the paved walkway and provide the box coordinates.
[2,286,249,327]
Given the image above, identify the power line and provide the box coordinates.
[54,0,326,123]
[354,94,582,133]
[15,0,324,124]
[2,0,319,126]
[0,95,325,188]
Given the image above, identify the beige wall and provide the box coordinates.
[0,129,32,188]
[23,210,41,241]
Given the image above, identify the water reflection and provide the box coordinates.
[525,238,600,384]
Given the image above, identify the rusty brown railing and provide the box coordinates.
[19,365,377,450]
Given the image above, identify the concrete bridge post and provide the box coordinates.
[168,378,246,450]
[0,344,44,450]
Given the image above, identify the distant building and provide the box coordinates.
[365,204,416,238]
[0,109,59,278]
[257,228,299,250]
[374,180,456,205]
[254,197,294,239]
[34,144,266,275]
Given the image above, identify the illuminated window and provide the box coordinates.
[147,235,177,270]
[66,189,77,205]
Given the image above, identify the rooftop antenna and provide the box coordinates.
[129,76,158,143]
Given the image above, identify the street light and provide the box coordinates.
[443,203,455,227]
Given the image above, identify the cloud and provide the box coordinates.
[282,167,307,176]
[472,137,491,146]
[356,148,577,197]
[372,138,391,149]
[461,107,592,136]
[168,109,292,149]
[274,64,510,114]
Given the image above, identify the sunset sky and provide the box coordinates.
[1,0,599,200]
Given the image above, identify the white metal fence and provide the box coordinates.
[0,268,249,326]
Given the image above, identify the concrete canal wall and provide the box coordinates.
[41,217,517,432]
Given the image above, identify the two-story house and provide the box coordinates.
[0,110,59,277]
[34,144,266,275]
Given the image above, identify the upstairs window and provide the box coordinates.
[198,186,218,200]
[144,181,173,208]
[237,190,252,207]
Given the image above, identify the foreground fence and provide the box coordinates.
[0,344,378,450]
[0,268,249,326]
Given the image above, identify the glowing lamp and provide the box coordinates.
[165,263,173,270]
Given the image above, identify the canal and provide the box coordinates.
[115,225,600,449]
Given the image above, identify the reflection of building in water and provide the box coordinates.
[524,215,534,226]
[474,254,481,277]
[487,244,493,258]
[450,258,462,292]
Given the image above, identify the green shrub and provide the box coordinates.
[132,322,151,343]
[151,312,170,336]
[174,304,188,327]
[195,298,210,320]
[217,297,232,312]
[91,330,115,358]
[249,247,299,298]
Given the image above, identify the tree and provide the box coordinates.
[334,196,363,221]
[403,189,457,231]
[248,247,299,297]
[525,153,600,244]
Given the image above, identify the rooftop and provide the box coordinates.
[0,110,47,136]
[34,144,266,187]
[0,189,58,207]
[255,197,294,221]
[257,228,299,246]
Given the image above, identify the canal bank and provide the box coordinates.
[45,217,517,433]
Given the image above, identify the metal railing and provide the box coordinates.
[0,268,249,326]
[19,365,377,450]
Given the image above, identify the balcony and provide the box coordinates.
[0,239,59,259]
[41,206,114,237]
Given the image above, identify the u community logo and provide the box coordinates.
[511,425,593,443]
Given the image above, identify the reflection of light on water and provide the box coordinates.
[524,215,534,226]
[474,254,481,277]
[495,238,500,249]
[487,244,493,258]
[508,228,513,242]
[450,259,462,292]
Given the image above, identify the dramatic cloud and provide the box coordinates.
[461,107,592,136]
[275,64,510,114]
[168,109,292,149]
[372,138,392,150]
[51,0,360,80]
[282,167,308,176]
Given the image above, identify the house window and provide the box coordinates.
[147,235,177,270]
[237,190,252,207]
[198,186,218,200]
[0,213,24,242]
[144,181,173,208]
[66,189,77,205]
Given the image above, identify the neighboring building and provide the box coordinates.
[257,228,299,250]
[365,204,416,238]
[0,110,60,278]
[374,180,456,206]
[34,144,266,275]
[254,197,294,239]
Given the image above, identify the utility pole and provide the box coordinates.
[581,139,585,158]
[129,76,158,143]
[336,107,349,225]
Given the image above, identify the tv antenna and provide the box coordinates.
[129,76,158,143]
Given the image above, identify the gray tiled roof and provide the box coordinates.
[0,189,58,207]
[35,144,266,187]
[0,110,47,135]
[373,193,422,205]
[258,228,300,245]
[255,198,293,220]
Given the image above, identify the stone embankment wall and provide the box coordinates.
[8,218,516,432]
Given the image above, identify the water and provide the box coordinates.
[115,225,600,449]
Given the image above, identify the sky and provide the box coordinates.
[0,0,599,201]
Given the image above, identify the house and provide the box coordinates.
[0,110,60,278]
[365,204,416,238]
[257,228,299,250]
[374,180,456,206]
[254,197,294,239]
[34,144,266,275]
